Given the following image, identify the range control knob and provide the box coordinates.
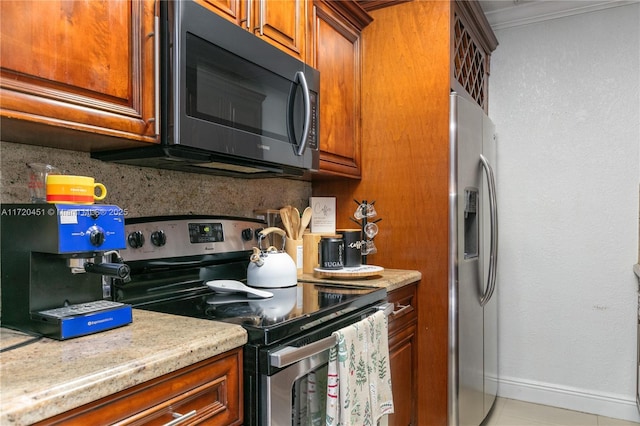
[254,228,265,240]
[241,228,254,242]
[127,231,145,249]
[150,230,167,247]
[88,226,105,247]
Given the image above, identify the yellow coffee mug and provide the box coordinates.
[46,175,107,205]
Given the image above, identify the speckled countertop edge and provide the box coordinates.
[0,310,247,426]
[299,268,422,292]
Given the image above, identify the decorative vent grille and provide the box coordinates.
[453,14,486,108]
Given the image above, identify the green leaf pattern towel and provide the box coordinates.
[326,311,394,425]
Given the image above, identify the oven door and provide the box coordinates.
[267,341,331,425]
[261,303,393,426]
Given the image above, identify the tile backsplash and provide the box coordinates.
[0,141,312,217]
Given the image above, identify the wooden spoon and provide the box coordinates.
[299,207,312,236]
[291,207,301,240]
[279,206,293,238]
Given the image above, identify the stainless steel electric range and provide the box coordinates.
[112,215,388,426]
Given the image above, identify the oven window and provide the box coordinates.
[185,32,306,144]
[293,365,328,426]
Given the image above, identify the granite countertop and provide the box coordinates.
[300,268,422,292]
[0,310,247,425]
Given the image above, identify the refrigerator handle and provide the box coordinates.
[480,154,498,307]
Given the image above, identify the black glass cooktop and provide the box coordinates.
[137,281,386,346]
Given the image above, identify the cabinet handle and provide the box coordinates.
[146,8,160,135]
[152,14,160,136]
[163,410,197,426]
[246,0,252,30]
[258,0,265,35]
[390,303,412,317]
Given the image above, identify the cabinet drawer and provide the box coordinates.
[387,283,417,335]
[36,349,243,426]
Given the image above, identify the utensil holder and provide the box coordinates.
[303,233,323,274]
[285,237,303,276]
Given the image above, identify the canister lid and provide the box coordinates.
[320,236,342,242]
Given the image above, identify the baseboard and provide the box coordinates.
[498,376,640,423]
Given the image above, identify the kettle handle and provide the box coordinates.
[258,227,287,251]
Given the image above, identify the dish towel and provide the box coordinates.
[326,310,394,426]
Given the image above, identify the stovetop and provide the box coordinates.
[137,281,386,346]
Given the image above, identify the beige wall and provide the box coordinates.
[0,141,312,218]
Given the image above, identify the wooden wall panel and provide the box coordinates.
[312,2,452,424]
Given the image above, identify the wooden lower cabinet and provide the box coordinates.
[35,349,243,426]
[387,283,418,426]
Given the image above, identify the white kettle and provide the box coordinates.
[247,227,297,288]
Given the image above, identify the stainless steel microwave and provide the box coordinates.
[93,1,319,178]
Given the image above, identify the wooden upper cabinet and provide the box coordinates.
[195,0,243,24]
[310,0,372,179]
[255,0,307,60]
[0,0,158,151]
[198,0,308,62]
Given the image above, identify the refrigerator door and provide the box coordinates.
[449,93,498,426]
[481,114,498,419]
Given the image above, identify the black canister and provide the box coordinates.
[339,229,363,267]
[318,237,344,269]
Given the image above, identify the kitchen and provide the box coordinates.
[1,0,639,425]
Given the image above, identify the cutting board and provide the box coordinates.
[313,265,384,279]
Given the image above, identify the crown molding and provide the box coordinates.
[481,1,638,30]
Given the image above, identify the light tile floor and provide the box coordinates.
[484,397,640,426]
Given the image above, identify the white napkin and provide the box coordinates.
[326,310,394,425]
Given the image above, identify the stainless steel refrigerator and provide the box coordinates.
[448,92,499,426]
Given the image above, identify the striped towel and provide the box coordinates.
[326,311,394,425]
[298,368,328,426]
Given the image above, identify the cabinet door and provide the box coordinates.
[387,283,418,426]
[253,0,307,61]
[196,0,242,25]
[389,324,417,426]
[310,1,370,178]
[0,0,158,151]
[199,0,307,61]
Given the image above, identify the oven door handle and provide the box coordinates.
[270,335,336,368]
[269,303,393,369]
